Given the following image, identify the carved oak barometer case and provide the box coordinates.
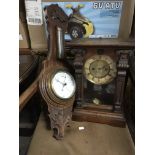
[39,4,76,140]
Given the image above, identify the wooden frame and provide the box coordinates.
[70,46,134,127]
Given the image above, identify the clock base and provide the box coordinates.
[48,105,73,140]
[72,108,126,127]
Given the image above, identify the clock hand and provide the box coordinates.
[55,79,66,91]
[56,79,64,85]
[63,84,71,93]
[61,83,67,91]
[102,64,109,71]
[102,64,109,68]
[62,74,66,83]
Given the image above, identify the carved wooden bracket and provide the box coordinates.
[48,105,72,140]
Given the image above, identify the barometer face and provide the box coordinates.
[51,71,76,99]
[84,55,117,85]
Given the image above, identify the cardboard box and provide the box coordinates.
[19,18,30,48]
[119,0,135,38]
[27,24,47,49]
[24,0,134,49]
[19,0,30,48]
[25,0,47,49]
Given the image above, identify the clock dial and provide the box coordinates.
[84,55,117,85]
[89,60,110,78]
[51,71,76,99]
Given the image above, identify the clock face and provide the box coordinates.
[51,71,76,99]
[84,55,117,85]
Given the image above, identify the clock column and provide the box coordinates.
[72,49,85,106]
[114,51,130,112]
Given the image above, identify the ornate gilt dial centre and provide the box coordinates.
[89,60,110,78]
[84,55,117,85]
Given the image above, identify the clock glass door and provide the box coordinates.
[83,78,116,106]
[83,54,117,106]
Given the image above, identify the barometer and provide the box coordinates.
[39,4,76,140]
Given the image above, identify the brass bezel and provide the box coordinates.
[84,55,117,85]
[50,69,76,100]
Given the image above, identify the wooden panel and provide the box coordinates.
[19,38,134,55]
[66,38,135,47]
[72,108,126,127]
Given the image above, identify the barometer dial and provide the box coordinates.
[51,71,76,99]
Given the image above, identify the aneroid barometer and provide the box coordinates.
[39,4,76,140]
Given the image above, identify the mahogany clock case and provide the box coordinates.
[82,48,117,106]
[65,46,134,127]
[124,50,135,141]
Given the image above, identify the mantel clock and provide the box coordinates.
[71,48,131,126]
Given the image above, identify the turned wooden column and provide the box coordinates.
[114,50,130,112]
[72,49,85,106]
[48,24,57,62]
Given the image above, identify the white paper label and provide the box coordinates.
[25,0,43,25]
[79,126,85,131]
[19,34,23,40]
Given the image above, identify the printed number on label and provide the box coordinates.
[28,18,41,24]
